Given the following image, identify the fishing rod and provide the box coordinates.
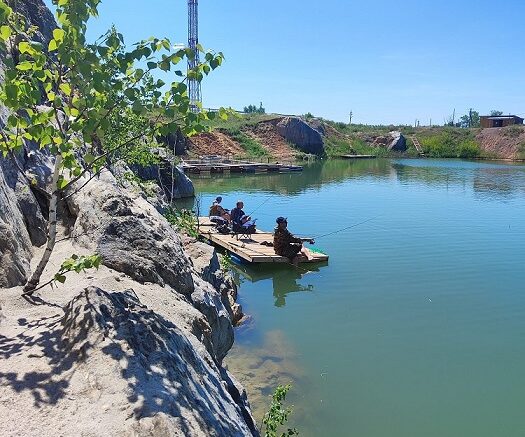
[312,216,379,240]
[246,193,279,217]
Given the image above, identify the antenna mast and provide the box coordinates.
[188,0,201,111]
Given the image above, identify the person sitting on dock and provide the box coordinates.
[230,201,251,226]
[274,217,315,266]
[209,196,230,222]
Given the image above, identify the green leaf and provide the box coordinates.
[59,83,71,96]
[48,39,58,51]
[84,153,95,164]
[18,41,31,54]
[16,61,33,71]
[0,25,11,41]
[147,61,157,69]
[53,28,65,42]
[54,274,66,283]
[132,100,144,114]
[5,84,17,101]
[57,175,68,189]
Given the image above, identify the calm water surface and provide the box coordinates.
[181,159,525,437]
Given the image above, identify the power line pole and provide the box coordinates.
[349,111,353,125]
[469,108,473,128]
[188,0,201,112]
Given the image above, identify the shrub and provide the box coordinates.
[262,384,298,437]
[458,140,481,158]
[164,207,199,238]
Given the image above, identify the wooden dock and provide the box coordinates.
[182,157,303,174]
[197,218,329,264]
[340,154,377,159]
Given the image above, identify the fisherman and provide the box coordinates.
[230,201,251,226]
[209,196,230,221]
[274,217,315,266]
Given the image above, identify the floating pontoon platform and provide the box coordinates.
[181,157,303,174]
[339,154,377,159]
[197,218,329,264]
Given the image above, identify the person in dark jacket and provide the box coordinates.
[230,201,250,226]
[273,217,314,265]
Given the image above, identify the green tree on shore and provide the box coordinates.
[0,0,224,293]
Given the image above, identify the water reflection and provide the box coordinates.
[392,159,525,201]
[232,262,326,307]
[184,158,525,203]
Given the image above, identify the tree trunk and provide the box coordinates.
[23,155,63,294]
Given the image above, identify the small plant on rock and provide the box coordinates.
[164,206,199,238]
[262,384,299,437]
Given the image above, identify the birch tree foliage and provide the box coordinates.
[0,0,225,293]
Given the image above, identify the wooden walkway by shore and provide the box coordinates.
[339,154,377,159]
[182,157,303,174]
[197,218,329,264]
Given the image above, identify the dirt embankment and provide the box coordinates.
[476,126,525,160]
[189,131,246,157]
[187,118,304,160]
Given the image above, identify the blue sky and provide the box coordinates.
[44,0,525,125]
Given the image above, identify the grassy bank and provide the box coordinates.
[415,128,480,158]
[201,113,525,161]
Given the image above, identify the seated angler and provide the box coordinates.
[273,217,315,266]
[230,201,251,226]
[209,196,230,222]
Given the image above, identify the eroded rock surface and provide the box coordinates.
[66,170,195,294]
[0,159,34,287]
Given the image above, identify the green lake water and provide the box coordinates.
[178,159,525,436]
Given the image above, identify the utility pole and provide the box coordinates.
[349,111,353,125]
[469,108,473,128]
[452,108,456,126]
[188,0,201,112]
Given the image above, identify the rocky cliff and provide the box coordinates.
[0,1,258,435]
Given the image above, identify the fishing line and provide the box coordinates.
[312,216,380,240]
[246,192,279,217]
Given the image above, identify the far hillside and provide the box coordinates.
[184,113,525,161]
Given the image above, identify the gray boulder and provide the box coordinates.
[65,170,194,295]
[131,153,195,201]
[59,286,258,436]
[275,116,325,155]
[388,131,407,151]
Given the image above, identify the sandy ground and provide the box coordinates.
[0,237,209,437]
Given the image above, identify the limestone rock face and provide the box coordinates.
[57,286,258,436]
[185,238,244,325]
[5,0,56,45]
[388,131,407,151]
[0,164,33,287]
[191,275,234,362]
[65,170,194,295]
[276,116,325,155]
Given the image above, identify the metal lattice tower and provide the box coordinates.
[188,0,201,111]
